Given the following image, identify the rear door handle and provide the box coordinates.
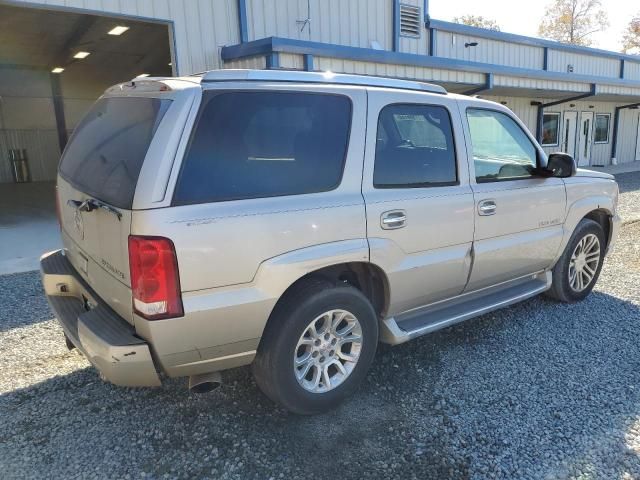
[478,199,497,216]
[381,210,407,229]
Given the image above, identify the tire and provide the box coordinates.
[252,278,378,415]
[546,218,606,303]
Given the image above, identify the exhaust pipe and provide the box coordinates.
[188,371,222,394]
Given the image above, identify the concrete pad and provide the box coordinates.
[0,181,61,274]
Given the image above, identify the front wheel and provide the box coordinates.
[546,218,606,303]
[252,280,378,415]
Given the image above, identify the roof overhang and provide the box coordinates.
[221,37,640,100]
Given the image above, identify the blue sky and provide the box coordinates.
[430,0,636,52]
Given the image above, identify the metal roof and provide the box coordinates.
[200,69,447,94]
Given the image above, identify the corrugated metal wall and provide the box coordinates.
[547,50,619,78]
[0,130,60,182]
[15,0,240,74]
[310,56,484,84]
[617,109,640,163]
[626,62,640,81]
[247,0,392,50]
[398,0,427,56]
[435,32,543,70]
[493,75,590,93]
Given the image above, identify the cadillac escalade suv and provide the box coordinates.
[41,70,620,414]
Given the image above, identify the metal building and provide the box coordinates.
[1,0,640,185]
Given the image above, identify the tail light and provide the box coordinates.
[128,236,183,320]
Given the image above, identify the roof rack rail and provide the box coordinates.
[200,69,447,94]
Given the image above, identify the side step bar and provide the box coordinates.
[380,272,551,345]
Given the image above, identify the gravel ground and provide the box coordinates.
[1,172,639,480]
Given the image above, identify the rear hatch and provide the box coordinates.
[57,89,175,324]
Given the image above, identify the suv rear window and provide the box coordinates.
[173,91,352,205]
[59,97,171,209]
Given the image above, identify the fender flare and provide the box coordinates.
[553,195,615,264]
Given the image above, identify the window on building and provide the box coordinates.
[541,112,560,146]
[466,108,538,183]
[173,91,352,205]
[374,104,457,188]
[594,114,611,143]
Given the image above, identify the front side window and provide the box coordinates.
[173,91,352,205]
[542,112,560,146]
[374,104,457,188]
[466,109,538,183]
[594,114,610,143]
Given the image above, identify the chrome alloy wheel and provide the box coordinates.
[293,309,363,394]
[568,233,601,292]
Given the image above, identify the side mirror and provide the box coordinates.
[544,153,577,178]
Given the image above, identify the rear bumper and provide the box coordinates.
[40,250,161,387]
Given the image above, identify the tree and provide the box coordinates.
[453,15,501,32]
[538,0,608,46]
[622,15,640,54]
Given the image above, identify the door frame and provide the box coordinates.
[578,111,594,166]
[562,111,578,157]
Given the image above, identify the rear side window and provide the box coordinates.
[374,104,457,188]
[173,91,352,205]
[59,97,170,209]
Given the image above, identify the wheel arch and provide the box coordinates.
[556,195,615,264]
[260,261,391,338]
[583,208,612,250]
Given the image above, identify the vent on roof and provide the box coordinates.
[400,4,421,37]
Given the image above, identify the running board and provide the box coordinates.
[380,272,551,345]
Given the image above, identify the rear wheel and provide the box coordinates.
[546,219,605,303]
[252,279,378,415]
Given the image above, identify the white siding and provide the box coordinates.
[398,0,427,56]
[314,56,484,84]
[494,75,589,93]
[13,0,240,74]
[616,109,640,164]
[279,52,304,70]
[626,62,640,81]
[247,0,392,50]
[224,56,268,70]
[435,31,543,69]
[597,84,640,98]
[547,50,619,78]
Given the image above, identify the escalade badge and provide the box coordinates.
[74,208,84,240]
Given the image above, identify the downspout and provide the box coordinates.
[392,0,400,52]
[237,0,248,43]
[464,73,494,96]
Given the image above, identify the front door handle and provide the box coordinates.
[381,210,407,229]
[478,199,497,216]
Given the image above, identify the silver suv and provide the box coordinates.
[41,70,620,414]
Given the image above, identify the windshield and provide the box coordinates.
[59,96,171,209]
